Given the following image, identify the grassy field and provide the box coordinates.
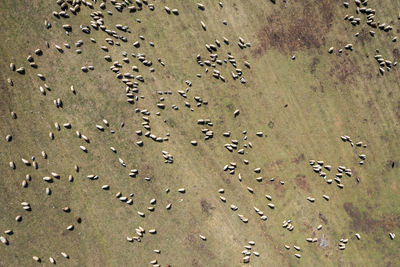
[0,0,399,266]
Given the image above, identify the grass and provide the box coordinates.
[0,0,399,266]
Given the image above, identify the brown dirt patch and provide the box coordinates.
[268,159,283,172]
[142,163,154,176]
[395,100,400,120]
[310,57,320,74]
[200,199,214,215]
[329,55,356,85]
[357,29,370,44]
[0,82,12,112]
[191,258,200,267]
[311,82,325,93]
[292,153,305,164]
[393,48,400,61]
[380,214,400,231]
[343,202,378,233]
[273,180,286,197]
[295,174,310,192]
[319,212,328,224]
[253,0,335,56]
[335,114,342,129]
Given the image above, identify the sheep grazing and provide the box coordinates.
[0,236,8,245]
[238,214,248,223]
[324,165,331,171]
[11,111,17,119]
[4,230,12,235]
[49,257,56,264]
[62,207,70,213]
[16,67,25,74]
[178,188,186,193]
[55,45,63,52]
[87,175,98,180]
[102,185,110,190]
[32,256,41,262]
[307,197,315,202]
[199,234,207,240]
[43,176,53,182]
[234,109,240,117]
[9,161,15,169]
[389,232,396,240]
[200,21,206,31]
[21,202,30,207]
[61,252,69,259]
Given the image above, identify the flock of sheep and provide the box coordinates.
[1,0,398,265]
